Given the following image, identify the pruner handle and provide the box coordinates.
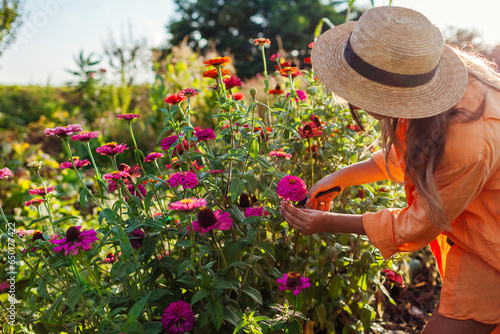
[294,186,342,208]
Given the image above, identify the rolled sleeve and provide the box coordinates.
[371,147,404,183]
[364,157,489,259]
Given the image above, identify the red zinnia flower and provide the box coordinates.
[179,88,198,98]
[165,93,187,105]
[382,269,404,286]
[308,42,315,48]
[233,92,245,101]
[269,150,292,160]
[304,57,311,64]
[254,38,271,46]
[24,198,44,207]
[203,56,231,68]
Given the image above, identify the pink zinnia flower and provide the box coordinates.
[129,229,145,250]
[223,75,242,90]
[101,252,120,264]
[96,142,129,156]
[168,197,207,211]
[29,186,56,196]
[51,226,98,256]
[382,269,404,286]
[119,163,142,179]
[286,89,307,102]
[209,170,224,174]
[145,152,164,163]
[104,170,129,192]
[44,124,83,138]
[116,113,141,121]
[194,128,216,142]
[270,53,281,62]
[167,171,198,189]
[161,300,196,334]
[125,183,147,201]
[180,88,198,98]
[276,272,311,295]
[71,131,99,143]
[0,167,13,179]
[16,229,36,237]
[60,158,91,169]
[191,207,233,234]
[0,281,9,293]
[24,198,44,207]
[244,206,267,218]
[269,150,292,160]
[165,93,187,105]
[276,175,307,202]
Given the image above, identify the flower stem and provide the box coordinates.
[34,171,58,233]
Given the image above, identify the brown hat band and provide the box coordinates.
[344,36,440,88]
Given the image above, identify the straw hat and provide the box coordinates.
[311,6,468,119]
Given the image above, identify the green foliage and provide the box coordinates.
[166,0,349,78]
[0,0,23,56]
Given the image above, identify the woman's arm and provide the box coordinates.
[307,157,389,209]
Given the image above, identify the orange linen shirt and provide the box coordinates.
[363,77,500,324]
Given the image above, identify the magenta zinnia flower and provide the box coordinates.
[167,171,198,189]
[194,128,216,142]
[51,226,98,256]
[244,206,267,218]
[276,272,311,295]
[29,186,56,196]
[180,88,198,98]
[286,89,307,102]
[71,131,99,142]
[96,142,129,156]
[269,150,292,160]
[125,183,147,201]
[44,124,83,138]
[161,300,196,334]
[191,207,233,235]
[0,167,13,179]
[60,158,91,169]
[145,152,164,162]
[0,281,9,293]
[209,169,224,174]
[382,269,404,286]
[276,175,307,202]
[223,75,242,90]
[168,197,207,211]
[161,135,183,151]
[129,229,145,250]
[116,113,141,121]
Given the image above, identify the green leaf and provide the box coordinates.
[249,137,259,163]
[66,285,85,311]
[230,178,245,203]
[329,274,343,300]
[141,322,163,334]
[128,292,152,320]
[256,155,273,171]
[208,300,224,330]
[177,260,192,276]
[287,320,301,334]
[191,289,210,305]
[227,204,246,224]
[79,188,87,211]
[360,304,375,329]
[37,280,50,299]
[241,286,263,305]
[46,294,63,322]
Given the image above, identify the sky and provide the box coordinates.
[1,0,499,86]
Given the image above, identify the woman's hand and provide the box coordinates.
[281,201,366,236]
[281,201,331,235]
[306,171,344,211]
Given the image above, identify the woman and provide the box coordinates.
[280,6,500,333]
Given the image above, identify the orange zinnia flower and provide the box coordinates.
[203,56,231,68]
[254,38,271,46]
[203,68,231,79]
[269,89,284,95]
[279,67,299,77]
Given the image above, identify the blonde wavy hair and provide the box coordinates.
[379,46,500,230]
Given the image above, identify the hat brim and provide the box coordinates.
[311,22,468,119]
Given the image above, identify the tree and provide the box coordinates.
[165,0,350,78]
[0,0,23,57]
